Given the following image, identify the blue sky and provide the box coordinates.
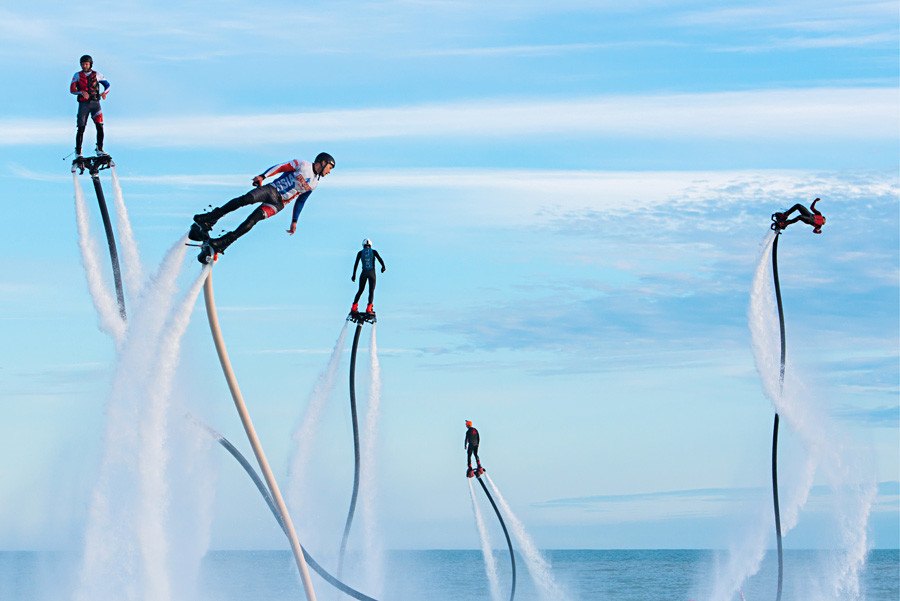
[0,0,897,559]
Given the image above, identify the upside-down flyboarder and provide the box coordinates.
[189,153,335,263]
[771,198,826,234]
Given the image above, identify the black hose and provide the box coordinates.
[87,168,126,319]
[770,232,785,601]
[339,321,364,577]
[211,428,379,601]
[476,476,517,601]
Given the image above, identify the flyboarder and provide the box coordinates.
[350,238,386,315]
[190,153,335,263]
[772,198,826,234]
[70,55,110,158]
[465,420,483,478]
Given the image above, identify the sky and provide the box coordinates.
[0,0,897,560]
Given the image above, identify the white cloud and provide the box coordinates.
[13,163,896,227]
[2,88,896,148]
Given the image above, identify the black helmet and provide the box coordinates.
[315,152,335,168]
[80,55,93,66]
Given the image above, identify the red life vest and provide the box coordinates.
[77,71,101,102]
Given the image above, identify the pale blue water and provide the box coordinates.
[1,549,897,600]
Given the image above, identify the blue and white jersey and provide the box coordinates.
[261,159,319,205]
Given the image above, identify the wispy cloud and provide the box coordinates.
[835,405,900,427]
[536,481,900,509]
[715,32,898,53]
[419,40,682,57]
[2,88,896,147]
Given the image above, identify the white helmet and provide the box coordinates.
[362,238,372,247]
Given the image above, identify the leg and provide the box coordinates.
[783,204,812,222]
[366,271,376,306]
[210,206,266,253]
[196,185,275,230]
[75,103,90,154]
[473,445,481,467]
[95,122,104,152]
[91,102,105,152]
[353,277,367,305]
[467,447,474,468]
[75,126,86,155]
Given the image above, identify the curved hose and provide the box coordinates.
[476,475,517,601]
[339,322,364,576]
[207,427,379,601]
[770,232,785,601]
[203,272,318,601]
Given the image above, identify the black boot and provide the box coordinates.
[193,211,219,232]
[210,232,237,255]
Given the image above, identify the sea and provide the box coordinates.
[1,549,897,601]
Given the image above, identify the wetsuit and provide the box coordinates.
[775,199,825,233]
[70,69,110,155]
[352,247,386,306]
[196,159,320,253]
[465,426,481,468]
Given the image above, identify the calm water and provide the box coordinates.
[1,549,897,600]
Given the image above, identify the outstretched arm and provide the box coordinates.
[286,191,311,234]
[373,250,386,272]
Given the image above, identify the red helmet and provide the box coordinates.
[465,420,472,427]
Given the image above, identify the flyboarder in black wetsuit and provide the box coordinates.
[350,238,386,315]
[772,198,826,234]
[465,420,483,477]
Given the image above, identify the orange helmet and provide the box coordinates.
[465,420,472,427]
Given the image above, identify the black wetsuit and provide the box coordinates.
[776,199,825,233]
[203,186,281,252]
[352,247,386,306]
[465,426,480,468]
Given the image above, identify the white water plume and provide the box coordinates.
[72,173,126,342]
[485,474,568,601]
[136,267,208,601]
[469,480,503,601]
[359,325,385,595]
[74,233,210,601]
[287,322,348,509]
[705,231,876,601]
[110,167,145,296]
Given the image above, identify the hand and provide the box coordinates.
[252,175,264,187]
[286,221,297,235]
[352,276,356,282]
[101,91,108,99]
[381,267,385,273]
[81,91,89,99]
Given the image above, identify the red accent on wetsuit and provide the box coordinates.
[813,215,825,226]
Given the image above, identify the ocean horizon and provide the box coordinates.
[2,548,897,601]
